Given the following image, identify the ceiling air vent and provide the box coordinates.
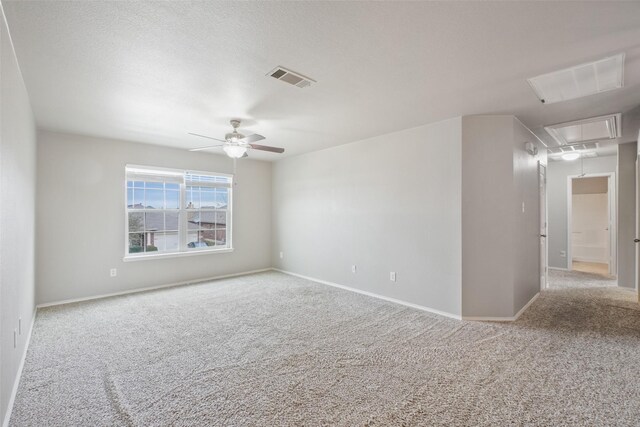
[527,53,624,104]
[268,66,315,88]
[544,113,621,146]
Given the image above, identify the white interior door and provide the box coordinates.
[636,156,640,299]
[540,163,548,289]
[607,176,614,276]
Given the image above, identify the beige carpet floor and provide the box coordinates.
[10,270,640,426]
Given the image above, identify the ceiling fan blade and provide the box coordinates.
[188,132,226,143]
[239,133,265,144]
[249,144,285,154]
[189,144,223,152]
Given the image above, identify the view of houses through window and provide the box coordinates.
[125,166,232,257]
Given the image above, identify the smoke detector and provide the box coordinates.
[268,66,316,88]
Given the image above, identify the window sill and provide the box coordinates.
[123,247,234,262]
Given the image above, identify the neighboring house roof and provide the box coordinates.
[188,211,226,226]
[130,209,226,232]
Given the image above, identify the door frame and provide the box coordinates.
[567,172,616,275]
[539,162,548,290]
[635,155,639,296]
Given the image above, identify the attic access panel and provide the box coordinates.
[527,53,624,104]
[544,113,621,146]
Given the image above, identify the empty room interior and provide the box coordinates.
[2,1,640,426]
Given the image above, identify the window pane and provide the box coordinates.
[133,181,144,189]
[145,189,164,209]
[145,182,163,189]
[199,230,216,246]
[128,233,144,253]
[164,231,179,252]
[133,189,144,208]
[187,231,202,248]
[166,183,179,191]
[216,188,229,208]
[187,212,200,229]
[201,188,215,208]
[201,211,216,229]
[127,188,134,208]
[165,211,179,231]
[146,232,163,252]
[166,190,179,209]
[185,187,200,209]
[128,212,144,232]
[215,229,227,245]
[215,211,227,228]
[145,212,164,231]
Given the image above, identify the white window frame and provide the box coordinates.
[123,164,234,261]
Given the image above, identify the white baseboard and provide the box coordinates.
[36,268,273,309]
[273,268,462,320]
[462,293,539,322]
[548,267,569,271]
[3,309,36,427]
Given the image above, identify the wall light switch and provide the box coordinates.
[110,268,117,277]
[522,202,525,213]
[390,272,397,282]
[351,265,357,273]
[13,330,17,349]
[560,250,566,257]
[279,252,284,259]
[19,317,22,335]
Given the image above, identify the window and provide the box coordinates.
[125,165,232,259]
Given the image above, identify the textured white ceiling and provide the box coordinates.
[3,1,640,160]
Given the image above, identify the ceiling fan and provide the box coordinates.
[188,119,284,158]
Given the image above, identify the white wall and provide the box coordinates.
[272,115,546,319]
[618,142,637,288]
[547,156,617,270]
[461,116,546,318]
[572,193,609,263]
[0,11,37,423]
[512,118,547,315]
[272,118,463,317]
[461,116,514,318]
[36,131,272,304]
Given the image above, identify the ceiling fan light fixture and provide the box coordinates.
[223,144,247,159]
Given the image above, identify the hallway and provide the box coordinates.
[548,268,617,289]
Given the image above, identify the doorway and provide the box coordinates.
[568,173,616,277]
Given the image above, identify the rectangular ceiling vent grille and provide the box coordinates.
[544,113,621,146]
[527,53,624,104]
[268,66,315,88]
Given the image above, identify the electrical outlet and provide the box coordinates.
[560,250,566,257]
[351,265,357,273]
[522,202,525,213]
[110,268,117,277]
[390,272,397,282]
[279,252,284,259]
